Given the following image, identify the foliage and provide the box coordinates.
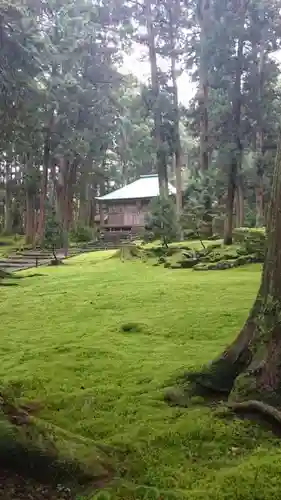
[145,196,179,247]
[43,208,63,259]
[0,253,280,499]
[70,225,94,243]
[233,227,266,260]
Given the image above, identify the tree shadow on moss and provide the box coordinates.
[0,392,114,495]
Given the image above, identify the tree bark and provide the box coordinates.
[37,112,54,245]
[224,157,237,245]
[197,0,209,174]
[145,0,168,198]
[190,137,281,412]
[56,156,78,256]
[4,164,13,235]
[167,4,183,227]
[235,176,244,228]
[223,24,244,245]
[255,23,266,228]
[25,192,35,245]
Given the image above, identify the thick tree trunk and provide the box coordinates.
[190,137,281,412]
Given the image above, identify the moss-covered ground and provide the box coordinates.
[0,251,280,499]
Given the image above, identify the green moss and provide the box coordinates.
[0,253,280,499]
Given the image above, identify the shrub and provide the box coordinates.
[70,225,94,243]
[183,229,197,240]
[233,227,266,261]
[145,197,179,247]
[43,208,63,261]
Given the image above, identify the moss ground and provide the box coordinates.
[0,251,279,499]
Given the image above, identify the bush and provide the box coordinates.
[145,197,179,247]
[233,227,266,261]
[70,225,94,243]
[183,229,197,240]
[233,227,265,243]
[43,208,63,259]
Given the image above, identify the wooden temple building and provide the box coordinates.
[96,174,176,235]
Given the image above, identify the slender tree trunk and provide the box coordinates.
[89,183,97,227]
[78,187,89,226]
[197,0,213,227]
[224,158,236,244]
[37,112,54,245]
[25,156,36,245]
[25,192,35,245]
[255,28,266,227]
[4,164,12,235]
[223,28,244,245]
[236,176,244,227]
[146,0,168,198]
[56,156,78,256]
[197,0,209,174]
[99,180,105,229]
[168,7,183,235]
[188,137,281,414]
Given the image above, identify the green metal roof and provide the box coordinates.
[97,174,176,201]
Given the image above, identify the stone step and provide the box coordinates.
[5,257,40,266]
[17,252,52,258]
[9,254,51,262]
[0,261,31,269]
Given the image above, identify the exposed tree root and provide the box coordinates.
[0,392,113,492]
[228,400,281,426]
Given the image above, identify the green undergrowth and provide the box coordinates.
[135,235,264,271]
[0,412,110,489]
[0,252,280,499]
[0,235,27,257]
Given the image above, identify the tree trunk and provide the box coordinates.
[168,8,183,236]
[223,25,244,245]
[255,181,264,228]
[190,137,281,413]
[224,159,236,245]
[197,0,213,225]
[56,156,78,256]
[197,0,209,174]
[4,164,13,235]
[37,113,54,245]
[25,192,35,245]
[255,25,266,228]
[145,0,168,198]
[235,176,244,228]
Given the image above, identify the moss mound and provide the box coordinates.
[0,269,12,279]
[0,395,112,492]
[120,322,143,333]
[113,244,142,260]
